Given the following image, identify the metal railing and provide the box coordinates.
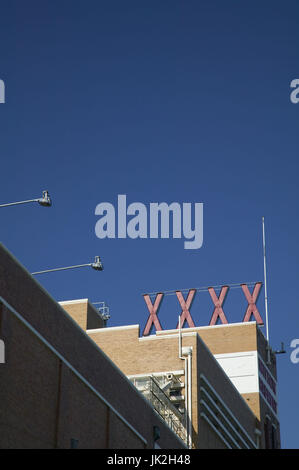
[130,375,187,444]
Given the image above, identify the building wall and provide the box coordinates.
[87,325,200,446]
[61,293,281,449]
[59,299,105,331]
[157,322,281,448]
[194,334,260,449]
[183,323,261,420]
[0,242,281,449]
[0,243,185,449]
[256,328,280,448]
[87,325,259,448]
[197,323,280,448]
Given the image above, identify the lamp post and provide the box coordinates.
[0,190,52,208]
[32,256,103,275]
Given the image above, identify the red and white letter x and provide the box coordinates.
[176,289,196,329]
[142,293,164,336]
[208,286,229,325]
[241,282,263,325]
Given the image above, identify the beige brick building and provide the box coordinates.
[0,242,280,449]
[62,301,280,449]
[0,244,185,449]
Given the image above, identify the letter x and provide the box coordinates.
[208,286,229,325]
[176,289,196,329]
[241,282,264,325]
[142,293,164,336]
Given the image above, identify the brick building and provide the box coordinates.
[0,242,280,449]
[0,243,185,449]
[68,305,279,449]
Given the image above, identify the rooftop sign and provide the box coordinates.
[142,282,263,336]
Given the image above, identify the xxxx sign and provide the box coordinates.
[142,282,263,336]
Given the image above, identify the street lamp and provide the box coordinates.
[0,190,52,208]
[31,256,103,275]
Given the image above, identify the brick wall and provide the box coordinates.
[59,299,105,330]
[87,325,258,448]
[0,243,184,449]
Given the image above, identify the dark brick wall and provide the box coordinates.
[0,243,184,449]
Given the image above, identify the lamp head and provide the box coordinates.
[92,256,103,271]
[38,190,52,207]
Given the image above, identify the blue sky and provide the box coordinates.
[0,0,298,448]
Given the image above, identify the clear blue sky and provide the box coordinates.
[0,0,298,448]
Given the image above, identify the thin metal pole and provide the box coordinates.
[0,199,39,208]
[178,315,189,446]
[0,191,51,208]
[32,263,92,275]
[32,256,103,276]
[178,315,182,358]
[146,280,259,298]
[262,217,270,343]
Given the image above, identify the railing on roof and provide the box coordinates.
[130,375,187,444]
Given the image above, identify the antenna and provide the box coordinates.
[262,218,286,363]
[262,217,272,365]
[262,217,270,343]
